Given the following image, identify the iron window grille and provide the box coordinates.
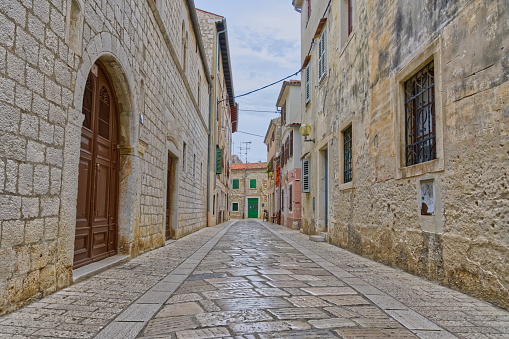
[343,125,353,183]
[404,60,436,166]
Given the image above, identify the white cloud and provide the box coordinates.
[195,0,301,162]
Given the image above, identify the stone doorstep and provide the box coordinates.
[73,254,130,284]
[309,235,326,242]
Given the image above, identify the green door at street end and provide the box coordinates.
[247,198,258,218]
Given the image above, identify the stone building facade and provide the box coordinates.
[264,117,281,223]
[0,0,211,314]
[196,9,237,227]
[293,0,509,309]
[277,80,302,230]
[230,163,269,220]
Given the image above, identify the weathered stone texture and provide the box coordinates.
[0,0,210,315]
[300,0,509,309]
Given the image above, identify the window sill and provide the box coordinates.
[397,158,444,179]
[339,181,354,191]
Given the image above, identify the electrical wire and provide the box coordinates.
[239,109,279,113]
[236,131,265,138]
[234,70,301,99]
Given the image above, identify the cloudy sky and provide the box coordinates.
[194,0,301,163]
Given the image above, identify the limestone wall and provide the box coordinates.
[300,0,509,309]
[0,0,209,314]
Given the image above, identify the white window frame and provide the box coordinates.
[232,202,239,212]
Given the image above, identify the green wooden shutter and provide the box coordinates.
[216,147,222,174]
[250,179,256,189]
[232,179,239,189]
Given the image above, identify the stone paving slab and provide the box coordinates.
[261,221,509,338]
[1,220,509,338]
[0,222,235,339]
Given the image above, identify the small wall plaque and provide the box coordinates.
[420,180,435,215]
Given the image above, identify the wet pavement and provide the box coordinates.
[1,220,508,338]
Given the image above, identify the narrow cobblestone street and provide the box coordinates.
[1,220,508,338]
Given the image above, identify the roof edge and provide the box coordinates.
[186,0,212,86]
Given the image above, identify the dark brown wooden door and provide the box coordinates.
[74,64,119,269]
[165,156,174,240]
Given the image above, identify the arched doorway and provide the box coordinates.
[74,62,119,268]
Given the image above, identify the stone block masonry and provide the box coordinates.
[0,0,211,315]
[298,0,509,310]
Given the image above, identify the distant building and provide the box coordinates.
[276,81,302,229]
[197,9,238,226]
[230,163,269,219]
[264,118,281,223]
[230,155,243,164]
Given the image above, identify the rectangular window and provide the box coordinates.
[306,0,311,25]
[281,102,286,126]
[290,130,293,158]
[250,179,256,189]
[318,28,327,81]
[348,0,353,36]
[281,144,285,165]
[343,125,353,183]
[305,65,311,103]
[232,202,239,212]
[404,60,436,166]
[302,158,310,193]
[193,154,196,177]
[232,179,239,189]
[182,142,186,170]
[289,185,293,212]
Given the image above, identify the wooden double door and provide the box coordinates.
[74,63,119,269]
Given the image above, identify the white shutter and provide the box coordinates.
[318,29,327,81]
[302,159,310,193]
[323,28,327,77]
[318,37,323,79]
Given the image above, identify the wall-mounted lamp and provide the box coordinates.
[299,124,315,143]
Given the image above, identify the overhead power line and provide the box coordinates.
[239,109,279,113]
[236,131,265,138]
[234,70,301,99]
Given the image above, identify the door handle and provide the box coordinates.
[96,163,100,173]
